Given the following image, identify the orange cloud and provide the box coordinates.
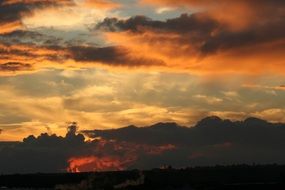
[94,4,285,74]
[1,28,285,76]
[2,29,285,76]
[0,21,22,34]
[103,30,285,75]
[0,0,284,76]
[83,0,120,9]
[0,40,167,76]
[0,43,69,75]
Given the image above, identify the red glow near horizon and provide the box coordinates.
[66,142,176,172]
[67,156,132,172]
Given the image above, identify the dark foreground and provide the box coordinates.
[1,165,285,190]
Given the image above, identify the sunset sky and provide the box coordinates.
[0,0,285,142]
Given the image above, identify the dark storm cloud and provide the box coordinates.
[83,116,285,167]
[0,123,174,173]
[0,124,88,173]
[84,116,285,147]
[1,116,285,173]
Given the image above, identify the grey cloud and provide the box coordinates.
[96,13,218,38]
[0,30,63,46]
[68,46,165,66]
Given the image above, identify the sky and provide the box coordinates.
[0,0,285,141]
[0,0,285,173]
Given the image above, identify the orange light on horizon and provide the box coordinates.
[67,155,135,172]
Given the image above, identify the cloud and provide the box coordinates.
[0,0,284,75]
[67,46,165,67]
[140,0,285,27]
[0,30,61,45]
[83,116,285,168]
[82,0,120,10]
[1,0,284,75]
[94,0,285,75]
[193,94,223,105]
[0,42,64,75]
[0,124,88,173]
[253,109,285,123]
[0,38,165,76]
[84,116,285,146]
[0,122,175,173]
[97,12,285,56]
[1,116,285,173]
[0,0,74,34]
[0,21,22,34]
[242,84,285,92]
[96,14,218,34]
[0,62,32,72]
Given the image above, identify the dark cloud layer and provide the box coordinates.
[0,43,163,73]
[0,62,32,72]
[77,117,285,169]
[68,46,164,66]
[0,123,94,174]
[1,117,285,174]
[96,12,285,55]
[85,117,285,147]
[96,14,218,34]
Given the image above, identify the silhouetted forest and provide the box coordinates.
[1,164,285,190]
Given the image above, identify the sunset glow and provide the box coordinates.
[0,0,285,174]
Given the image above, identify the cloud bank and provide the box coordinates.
[1,117,285,174]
